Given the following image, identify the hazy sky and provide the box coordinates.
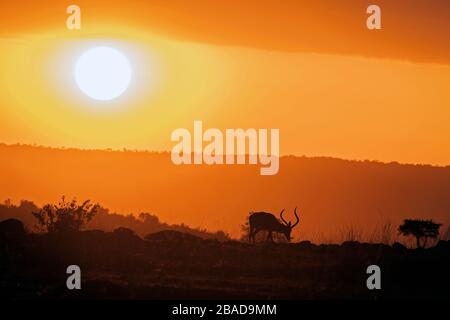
[0,0,449,165]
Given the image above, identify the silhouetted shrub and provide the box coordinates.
[32,196,99,234]
[398,219,442,248]
[296,240,316,250]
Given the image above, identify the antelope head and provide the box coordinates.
[279,207,300,241]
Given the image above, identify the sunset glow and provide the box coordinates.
[1,1,450,302]
[0,0,449,239]
[0,22,449,164]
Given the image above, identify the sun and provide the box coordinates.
[74,46,132,101]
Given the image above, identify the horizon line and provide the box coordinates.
[1,141,449,169]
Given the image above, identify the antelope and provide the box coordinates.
[248,207,300,243]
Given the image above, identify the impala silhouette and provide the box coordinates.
[248,207,300,243]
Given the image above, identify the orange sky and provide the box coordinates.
[1,0,450,165]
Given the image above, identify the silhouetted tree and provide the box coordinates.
[398,219,441,248]
[1,199,229,240]
[32,196,99,234]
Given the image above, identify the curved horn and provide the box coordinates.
[279,209,288,225]
[291,207,300,228]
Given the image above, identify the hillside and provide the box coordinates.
[2,220,450,299]
[1,143,449,240]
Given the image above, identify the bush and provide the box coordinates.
[32,196,99,234]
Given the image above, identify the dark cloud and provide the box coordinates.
[1,0,449,64]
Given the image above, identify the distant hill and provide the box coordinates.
[1,143,449,240]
